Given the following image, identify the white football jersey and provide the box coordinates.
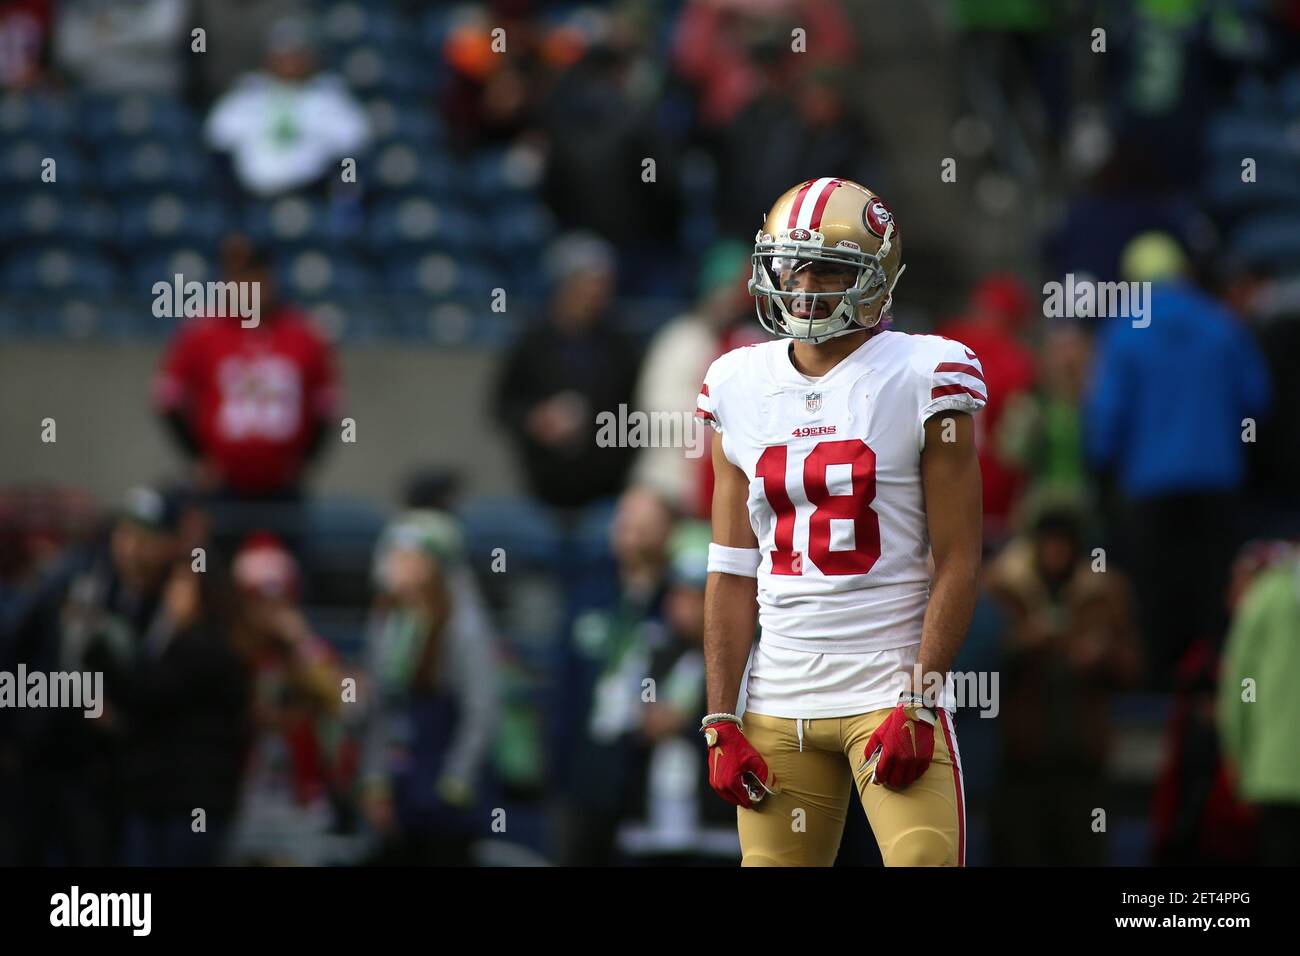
[697,330,986,717]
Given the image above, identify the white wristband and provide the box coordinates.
[707,543,761,578]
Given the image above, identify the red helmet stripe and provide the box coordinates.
[786,180,816,230]
[808,179,843,231]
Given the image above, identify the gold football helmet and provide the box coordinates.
[749,178,905,343]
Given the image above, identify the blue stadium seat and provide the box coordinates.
[0,140,88,193]
[372,142,458,195]
[340,45,436,97]
[130,247,218,294]
[98,140,213,195]
[242,196,354,250]
[79,94,198,144]
[0,91,77,140]
[0,194,114,248]
[277,248,375,298]
[487,200,557,253]
[1205,155,1300,213]
[1206,112,1290,160]
[470,148,544,201]
[366,98,446,146]
[1,247,121,294]
[1231,212,1300,270]
[118,193,229,250]
[321,1,402,48]
[383,251,502,299]
[459,497,564,568]
[366,197,481,253]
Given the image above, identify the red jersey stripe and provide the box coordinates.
[934,361,986,384]
[931,384,987,403]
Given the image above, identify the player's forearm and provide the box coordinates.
[703,571,757,714]
[915,550,980,688]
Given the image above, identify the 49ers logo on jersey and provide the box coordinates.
[862,198,896,239]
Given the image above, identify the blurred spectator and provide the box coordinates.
[1150,542,1265,866]
[154,235,341,562]
[708,64,881,237]
[2,485,248,865]
[555,484,673,865]
[188,0,303,104]
[440,0,545,152]
[1044,146,1209,283]
[536,22,682,293]
[1084,232,1271,688]
[672,0,854,130]
[361,512,499,866]
[54,0,188,95]
[116,556,249,867]
[225,533,347,866]
[997,320,1091,507]
[1217,544,1300,865]
[936,274,1038,542]
[493,233,642,513]
[204,16,370,198]
[616,520,739,865]
[986,500,1140,865]
[0,485,97,607]
[630,240,761,516]
[1231,267,1300,540]
[0,0,50,89]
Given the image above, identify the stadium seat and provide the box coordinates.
[459,497,564,567]
[0,193,115,248]
[277,248,375,298]
[0,140,89,194]
[372,142,458,195]
[130,248,218,293]
[1206,112,1291,160]
[1,247,121,294]
[118,193,229,250]
[366,197,481,253]
[242,196,354,251]
[383,251,502,300]
[365,97,447,146]
[79,94,198,145]
[1230,211,1300,270]
[98,140,213,196]
[0,91,77,140]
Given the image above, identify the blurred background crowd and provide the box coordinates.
[1,0,1299,866]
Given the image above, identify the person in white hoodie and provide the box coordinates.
[205,17,371,198]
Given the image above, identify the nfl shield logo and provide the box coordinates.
[805,391,822,414]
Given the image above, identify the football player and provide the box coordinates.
[698,178,985,866]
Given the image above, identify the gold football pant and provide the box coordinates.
[736,709,966,866]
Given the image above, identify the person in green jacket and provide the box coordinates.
[1216,551,1300,864]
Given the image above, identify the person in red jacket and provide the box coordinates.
[154,235,341,565]
[936,274,1037,544]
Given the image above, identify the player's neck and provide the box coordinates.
[789,327,877,378]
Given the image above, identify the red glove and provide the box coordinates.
[863,702,935,790]
[703,718,778,809]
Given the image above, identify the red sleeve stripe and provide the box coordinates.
[934,362,985,384]
[700,383,710,396]
[694,407,715,421]
[931,384,986,403]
